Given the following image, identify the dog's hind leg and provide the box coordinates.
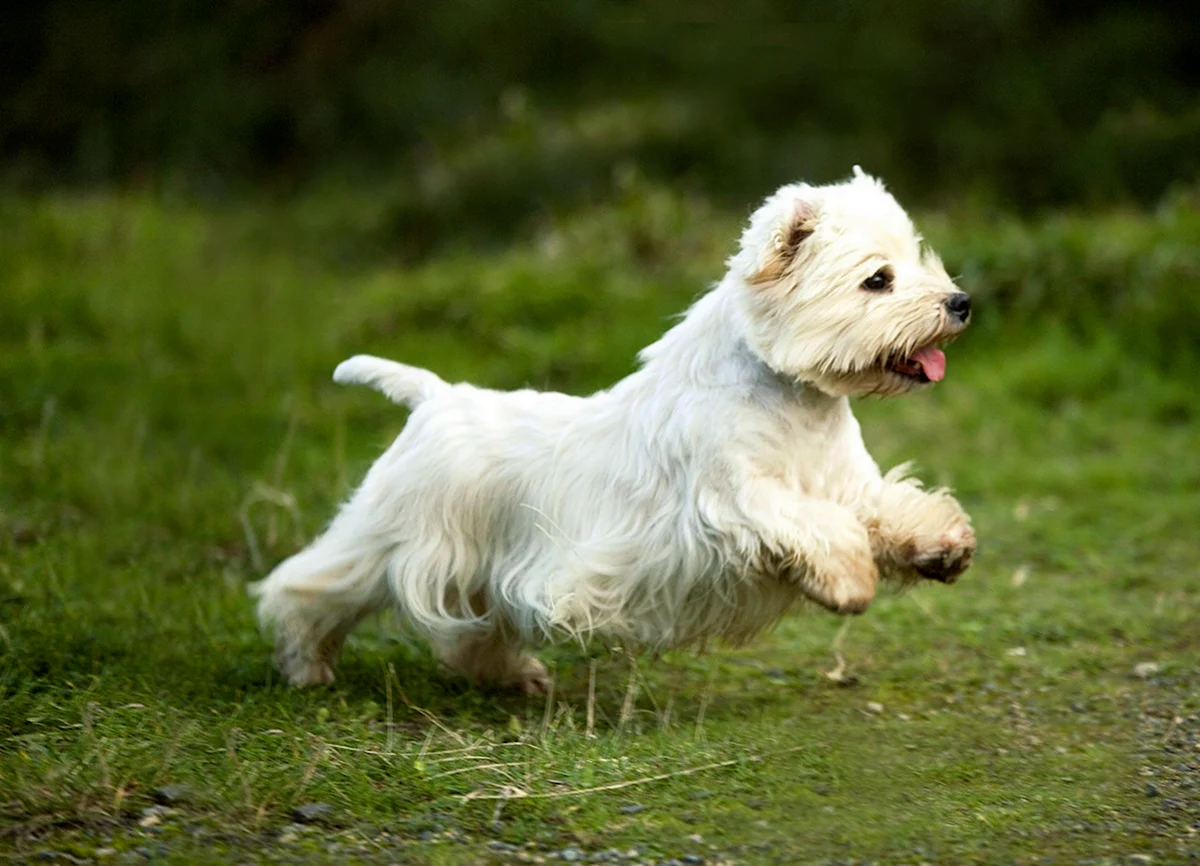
[433,628,550,695]
[252,533,391,687]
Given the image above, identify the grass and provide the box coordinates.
[1,185,1198,864]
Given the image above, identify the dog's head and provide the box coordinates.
[730,168,970,397]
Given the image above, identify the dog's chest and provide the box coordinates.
[749,396,868,500]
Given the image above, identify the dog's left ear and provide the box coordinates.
[751,197,819,286]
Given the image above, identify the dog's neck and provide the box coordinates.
[635,286,843,413]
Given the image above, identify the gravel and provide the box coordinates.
[291,803,334,824]
[151,784,191,805]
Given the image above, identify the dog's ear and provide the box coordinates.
[750,197,818,286]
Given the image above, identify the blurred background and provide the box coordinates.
[5,1,1200,215]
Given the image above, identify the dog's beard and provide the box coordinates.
[799,333,962,397]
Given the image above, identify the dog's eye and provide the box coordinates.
[862,268,892,292]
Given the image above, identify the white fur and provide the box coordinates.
[253,169,976,692]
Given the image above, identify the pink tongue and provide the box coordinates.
[912,346,946,381]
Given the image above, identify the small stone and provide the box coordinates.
[1005,647,1027,657]
[152,784,190,805]
[138,813,161,828]
[1145,782,1160,797]
[292,802,334,824]
[561,848,584,862]
[1127,856,1153,864]
[95,850,117,858]
[685,834,703,844]
[866,701,884,714]
[682,857,705,865]
[689,790,715,800]
[490,841,519,852]
[763,668,785,678]
[618,803,646,815]
[1133,662,1160,679]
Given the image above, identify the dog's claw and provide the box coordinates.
[910,537,975,583]
[915,556,966,583]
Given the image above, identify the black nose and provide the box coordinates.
[946,292,971,322]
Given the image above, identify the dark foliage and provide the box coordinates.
[3,1,1199,210]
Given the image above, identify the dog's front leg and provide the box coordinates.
[733,481,879,614]
[864,474,975,584]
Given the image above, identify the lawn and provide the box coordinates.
[1,186,1198,864]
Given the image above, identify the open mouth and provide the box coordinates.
[886,345,947,383]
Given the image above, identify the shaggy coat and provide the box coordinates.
[253,168,976,691]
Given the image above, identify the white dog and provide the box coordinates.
[253,168,975,692]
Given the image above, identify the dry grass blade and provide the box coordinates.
[618,655,639,733]
[693,669,714,741]
[424,741,539,758]
[427,761,525,780]
[822,619,858,685]
[292,739,327,800]
[540,667,556,738]
[586,658,597,739]
[385,663,396,755]
[459,745,806,802]
[151,720,193,787]
[239,483,303,574]
[822,652,858,686]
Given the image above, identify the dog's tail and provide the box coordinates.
[332,354,450,408]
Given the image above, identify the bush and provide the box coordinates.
[4,1,1199,210]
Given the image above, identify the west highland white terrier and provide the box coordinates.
[253,168,975,692]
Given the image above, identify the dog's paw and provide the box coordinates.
[906,523,976,583]
[803,545,879,615]
[278,652,336,688]
[509,656,552,696]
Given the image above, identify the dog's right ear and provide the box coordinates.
[750,196,819,286]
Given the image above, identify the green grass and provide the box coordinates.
[1,187,1198,864]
